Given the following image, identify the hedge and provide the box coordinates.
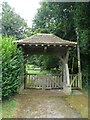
[1,36,24,98]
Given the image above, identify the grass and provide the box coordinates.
[63,94,88,118]
[26,69,60,75]
[2,97,19,118]
[82,87,88,96]
[0,102,2,120]
[27,69,41,74]
[26,69,50,74]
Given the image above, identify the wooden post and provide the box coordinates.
[76,28,82,89]
[66,48,70,63]
[59,56,66,86]
[59,54,71,94]
[63,60,71,94]
[65,63,70,86]
[65,48,70,87]
[65,48,70,85]
[24,55,27,89]
[62,62,65,86]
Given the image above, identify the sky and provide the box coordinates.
[2,0,89,27]
[3,0,42,27]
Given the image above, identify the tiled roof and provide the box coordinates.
[14,33,77,46]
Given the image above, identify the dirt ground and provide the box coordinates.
[13,89,82,118]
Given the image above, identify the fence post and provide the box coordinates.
[78,72,82,89]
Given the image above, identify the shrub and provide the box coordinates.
[1,36,24,98]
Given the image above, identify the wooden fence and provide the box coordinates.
[25,74,63,89]
[70,74,79,89]
[25,73,79,89]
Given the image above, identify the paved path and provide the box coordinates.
[14,89,81,118]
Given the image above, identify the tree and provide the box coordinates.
[32,2,76,40]
[2,2,29,39]
[32,2,89,88]
[28,54,59,70]
[73,3,90,88]
[32,2,76,71]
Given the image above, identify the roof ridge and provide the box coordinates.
[36,33,53,35]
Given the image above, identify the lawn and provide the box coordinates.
[2,97,19,118]
[26,68,60,75]
[63,94,88,118]
[26,69,50,74]
[26,64,61,75]
[0,102,2,120]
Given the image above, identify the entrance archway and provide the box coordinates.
[14,33,79,94]
[25,54,63,90]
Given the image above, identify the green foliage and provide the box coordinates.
[73,3,89,55]
[32,2,89,88]
[73,3,89,88]
[0,36,2,100]
[33,2,76,40]
[40,55,59,70]
[2,2,30,39]
[28,55,59,70]
[33,2,89,57]
[1,36,24,98]
[79,30,89,55]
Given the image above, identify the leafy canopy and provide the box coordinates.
[32,2,89,88]
[2,2,30,39]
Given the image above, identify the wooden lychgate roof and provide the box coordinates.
[14,33,77,47]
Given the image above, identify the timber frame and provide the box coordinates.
[14,33,78,94]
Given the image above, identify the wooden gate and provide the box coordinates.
[70,74,80,89]
[25,74,63,89]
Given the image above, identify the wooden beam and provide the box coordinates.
[74,45,76,47]
[59,45,62,47]
[35,44,38,46]
[65,48,69,63]
[59,55,70,87]
[53,44,56,47]
[44,46,47,50]
[41,44,44,46]
[47,44,50,47]
[23,44,25,46]
[44,46,47,52]
[23,57,27,89]
[59,56,65,63]
[65,63,70,86]
[63,62,66,86]
[59,56,66,86]
[63,59,71,94]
